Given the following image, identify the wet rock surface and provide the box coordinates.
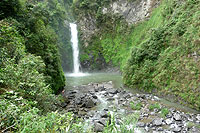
[62,81,200,132]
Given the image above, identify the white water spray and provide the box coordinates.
[68,23,88,77]
[70,23,80,73]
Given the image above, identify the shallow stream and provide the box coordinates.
[65,72,198,114]
[64,72,200,132]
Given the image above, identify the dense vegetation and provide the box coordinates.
[0,0,73,132]
[124,0,200,110]
[73,0,200,110]
[1,0,199,132]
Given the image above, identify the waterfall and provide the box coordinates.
[68,23,88,77]
[70,23,81,74]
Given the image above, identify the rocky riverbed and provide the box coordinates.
[61,81,200,132]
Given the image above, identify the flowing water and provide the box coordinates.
[70,23,80,74]
[69,23,88,77]
[65,72,198,114]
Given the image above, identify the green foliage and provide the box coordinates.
[148,103,161,111]
[123,0,200,110]
[0,0,21,20]
[79,1,164,70]
[20,2,66,93]
[74,0,200,110]
[0,21,57,111]
[0,94,74,132]
[161,108,169,117]
[0,1,73,131]
[1,0,68,93]
[130,101,142,110]
[103,113,138,133]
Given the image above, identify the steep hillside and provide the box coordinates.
[0,0,74,132]
[73,0,200,110]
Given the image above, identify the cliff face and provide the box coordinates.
[77,0,159,47]
[102,0,153,24]
[73,0,159,70]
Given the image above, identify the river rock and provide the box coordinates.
[165,118,173,125]
[100,111,110,118]
[98,118,108,126]
[78,111,87,116]
[104,108,109,111]
[191,127,199,132]
[98,86,106,91]
[173,126,181,132]
[174,113,182,121]
[60,102,68,108]
[145,126,150,132]
[166,113,173,118]
[108,88,118,94]
[75,98,82,105]
[83,98,96,108]
[107,97,115,101]
[123,93,131,99]
[157,127,163,131]
[138,94,146,99]
[94,122,104,132]
[196,114,200,121]
[153,118,163,126]
[92,95,98,99]
[137,122,145,127]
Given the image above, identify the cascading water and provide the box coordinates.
[68,23,88,77]
[70,23,80,73]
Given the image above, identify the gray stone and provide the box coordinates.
[173,126,181,132]
[84,98,96,108]
[169,108,176,113]
[196,114,200,121]
[138,94,146,99]
[94,122,104,132]
[174,113,182,121]
[108,89,118,94]
[104,108,109,111]
[191,127,199,132]
[137,122,145,127]
[98,118,108,126]
[107,97,115,101]
[123,93,131,99]
[143,113,149,117]
[75,98,82,105]
[100,111,110,118]
[157,127,163,131]
[153,118,163,126]
[145,126,149,132]
[60,102,68,108]
[92,95,98,99]
[165,118,173,125]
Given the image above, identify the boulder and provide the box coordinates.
[173,126,181,132]
[165,118,173,125]
[137,122,145,127]
[83,98,96,108]
[174,113,182,121]
[153,118,163,126]
[94,122,104,132]
[108,89,118,94]
[98,118,108,126]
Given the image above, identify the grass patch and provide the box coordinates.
[149,103,161,111]
[130,101,142,110]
